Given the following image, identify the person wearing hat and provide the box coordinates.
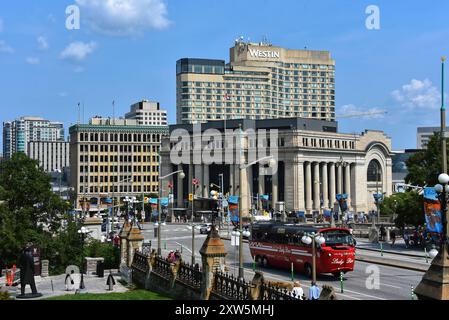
[291,281,304,300]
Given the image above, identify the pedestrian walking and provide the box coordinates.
[390,228,396,247]
[291,281,304,300]
[380,225,386,241]
[308,281,321,300]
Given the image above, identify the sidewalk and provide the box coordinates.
[1,273,129,300]
[355,238,426,257]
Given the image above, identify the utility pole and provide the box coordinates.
[442,57,447,174]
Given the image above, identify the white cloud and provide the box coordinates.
[391,79,440,110]
[75,0,170,36]
[0,40,14,53]
[26,57,40,65]
[60,41,97,62]
[337,104,387,119]
[37,36,49,50]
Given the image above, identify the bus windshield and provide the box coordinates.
[321,230,355,246]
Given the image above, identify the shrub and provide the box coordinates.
[85,240,120,269]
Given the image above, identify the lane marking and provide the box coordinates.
[381,283,402,289]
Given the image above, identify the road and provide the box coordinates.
[140,223,424,300]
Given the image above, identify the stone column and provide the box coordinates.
[239,165,250,217]
[313,162,320,211]
[127,225,144,267]
[272,168,278,208]
[194,165,203,197]
[337,165,343,195]
[247,165,253,214]
[344,164,351,207]
[203,165,210,198]
[284,159,304,212]
[177,165,183,208]
[329,163,336,208]
[305,162,312,214]
[322,163,328,209]
[199,228,227,300]
[258,166,264,210]
[229,164,234,195]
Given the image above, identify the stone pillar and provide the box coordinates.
[203,165,210,198]
[119,221,132,266]
[272,168,278,208]
[247,165,253,214]
[194,165,203,197]
[351,161,367,213]
[127,225,144,267]
[229,164,234,195]
[41,260,49,277]
[329,163,336,208]
[313,162,320,211]
[305,162,312,214]
[322,163,328,209]
[344,164,351,208]
[284,159,304,212]
[258,166,264,210]
[177,165,184,208]
[200,228,228,300]
[337,165,343,195]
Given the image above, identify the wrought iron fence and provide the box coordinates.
[176,262,202,289]
[260,282,303,300]
[152,257,172,278]
[212,271,251,300]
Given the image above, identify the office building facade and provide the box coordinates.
[160,118,392,216]
[125,100,168,126]
[69,117,168,209]
[28,140,70,173]
[416,126,445,149]
[177,40,335,124]
[2,116,64,158]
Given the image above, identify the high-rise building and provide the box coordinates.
[125,100,168,126]
[69,117,169,209]
[28,140,70,173]
[176,39,335,124]
[2,116,64,158]
[416,126,445,149]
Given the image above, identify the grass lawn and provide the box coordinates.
[45,289,172,300]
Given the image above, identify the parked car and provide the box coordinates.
[199,224,220,234]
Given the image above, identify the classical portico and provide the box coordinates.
[160,118,393,217]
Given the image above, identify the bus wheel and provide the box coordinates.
[304,263,312,278]
[262,257,269,267]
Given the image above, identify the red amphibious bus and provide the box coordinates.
[249,222,356,277]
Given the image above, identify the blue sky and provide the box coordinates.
[1,0,448,151]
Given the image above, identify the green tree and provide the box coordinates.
[0,153,70,266]
[379,191,424,228]
[406,132,449,186]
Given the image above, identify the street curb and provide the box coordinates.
[356,246,425,258]
[355,255,428,272]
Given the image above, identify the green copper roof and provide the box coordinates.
[69,124,169,134]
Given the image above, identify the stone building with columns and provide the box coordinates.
[160,118,393,216]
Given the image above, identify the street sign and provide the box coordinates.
[189,193,193,201]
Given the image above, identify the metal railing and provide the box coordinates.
[176,262,202,289]
[152,257,172,279]
[260,282,303,300]
[212,271,251,300]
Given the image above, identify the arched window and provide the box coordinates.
[367,159,382,182]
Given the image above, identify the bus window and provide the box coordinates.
[321,230,354,246]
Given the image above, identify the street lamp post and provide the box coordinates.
[77,226,90,290]
[301,232,326,283]
[157,170,185,256]
[238,155,277,280]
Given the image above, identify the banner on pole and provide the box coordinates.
[423,187,443,234]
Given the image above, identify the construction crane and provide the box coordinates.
[337,110,388,119]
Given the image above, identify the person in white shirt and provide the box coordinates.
[291,281,304,300]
